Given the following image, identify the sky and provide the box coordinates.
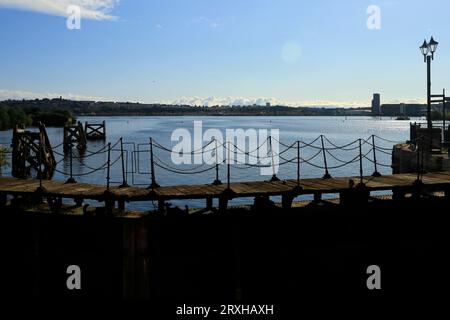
[0,0,449,107]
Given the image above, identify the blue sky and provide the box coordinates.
[0,0,449,107]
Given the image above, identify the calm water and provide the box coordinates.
[0,116,419,210]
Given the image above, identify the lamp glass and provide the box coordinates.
[420,40,429,56]
[429,37,438,53]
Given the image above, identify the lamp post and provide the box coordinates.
[420,36,439,148]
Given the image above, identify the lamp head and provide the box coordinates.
[420,40,429,62]
[429,36,438,59]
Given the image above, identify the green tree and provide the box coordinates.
[7,107,31,126]
[0,105,11,130]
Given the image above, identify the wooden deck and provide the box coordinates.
[1,171,450,212]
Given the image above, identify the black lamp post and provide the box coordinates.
[420,36,439,148]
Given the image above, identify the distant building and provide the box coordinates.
[266,102,271,107]
[381,103,424,117]
[371,93,381,116]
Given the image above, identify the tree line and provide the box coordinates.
[0,103,75,131]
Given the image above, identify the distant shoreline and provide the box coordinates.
[0,98,372,118]
[77,113,373,117]
[2,98,435,122]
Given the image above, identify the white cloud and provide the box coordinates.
[193,16,221,28]
[168,96,373,108]
[0,0,120,21]
[1,89,425,108]
[169,96,428,108]
[0,89,105,101]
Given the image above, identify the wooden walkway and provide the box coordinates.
[1,171,450,212]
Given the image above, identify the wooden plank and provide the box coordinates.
[425,172,450,181]
[297,181,324,191]
[312,178,349,190]
[6,182,41,192]
[2,172,450,205]
[299,179,338,192]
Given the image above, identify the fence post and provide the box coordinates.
[442,89,446,145]
[104,142,115,215]
[213,139,222,185]
[359,138,364,185]
[149,138,159,189]
[227,141,231,190]
[269,136,280,182]
[297,140,300,186]
[371,135,381,177]
[119,138,129,188]
[66,142,76,184]
[106,142,111,192]
[291,140,303,194]
[321,135,331,179]
[219,140,234,211]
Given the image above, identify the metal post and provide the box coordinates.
[371,135,381,177]
[66,142,76,184]
[297,140,300,186]
[359,139,363,185]
[106,142,111,192]
[269,136,279,182]
[227,141,231,190]
[427,55,433,150]
[149,138,159,189]
[443,89,446,144]
[119,138,129,188]
[321,135,331,179]
[213,139,222,185]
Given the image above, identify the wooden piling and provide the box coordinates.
[11,123,56,179]
[85,121,106,140]
[64,121,87,152]
[281,192,295,209]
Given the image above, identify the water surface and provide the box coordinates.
[0,116,417,210]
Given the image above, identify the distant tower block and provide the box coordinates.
[85,121,106,141]
[64,121,87,152]
[11,122,56,179]
[371,93,381,116]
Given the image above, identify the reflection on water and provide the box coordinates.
[0,116,417,210]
